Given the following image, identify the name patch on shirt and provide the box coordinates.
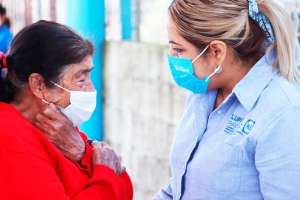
[224,114,256,136]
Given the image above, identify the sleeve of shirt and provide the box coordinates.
[0,152,133,200]
[73,166,133,200]
[255,106,300,199]
[152,177,173,200]
[4,31,13,53]
[74,128,93,176]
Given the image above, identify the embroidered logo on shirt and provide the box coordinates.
[224,114,256,136]
[224,114,244,135]
[242,119,256,134]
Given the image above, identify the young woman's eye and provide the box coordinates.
[173,48,182,53]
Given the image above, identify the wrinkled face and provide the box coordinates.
[167,19,212,80]
[45,55,95,108]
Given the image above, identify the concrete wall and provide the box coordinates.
[103,41,188,199]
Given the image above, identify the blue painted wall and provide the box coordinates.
[66,0,105,141]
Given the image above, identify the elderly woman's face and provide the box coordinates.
[50,55,95,108]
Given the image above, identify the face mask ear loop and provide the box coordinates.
[42,99,50,104]
[42,97,64,110]
[50,81,71,92]
[205,65,222,81]
[192,45,210,64]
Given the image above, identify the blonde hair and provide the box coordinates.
[169,0,300,84]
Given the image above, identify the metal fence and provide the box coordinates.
[1,0,172,44]
[105,0,173,44]
[0,0,28,35]
[2,0,300,44]
[105,0,300,44]
[0,0,63,35]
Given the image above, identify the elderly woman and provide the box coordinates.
[0,20,133,199]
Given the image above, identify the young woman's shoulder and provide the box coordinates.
[268,75,300,107]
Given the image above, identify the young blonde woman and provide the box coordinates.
[154,0,300,199]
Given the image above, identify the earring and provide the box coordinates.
[214,65,222,74]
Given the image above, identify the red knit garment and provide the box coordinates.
[0,102,133,200]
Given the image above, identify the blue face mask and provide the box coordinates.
[167,45,221,94]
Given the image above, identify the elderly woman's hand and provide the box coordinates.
[34,103,85,163]
[92,141,126,176]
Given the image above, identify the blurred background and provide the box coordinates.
[1,0,300,199]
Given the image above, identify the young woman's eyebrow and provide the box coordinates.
[169,40,182,45]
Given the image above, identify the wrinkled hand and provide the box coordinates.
[92,142,126,176]
[34,103,85,163]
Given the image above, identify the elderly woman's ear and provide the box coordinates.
[28,73,51,100]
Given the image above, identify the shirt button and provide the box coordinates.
[217,110,222,114]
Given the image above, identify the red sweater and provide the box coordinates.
[0,103,133,200]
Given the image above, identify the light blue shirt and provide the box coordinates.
[154,52,300,200]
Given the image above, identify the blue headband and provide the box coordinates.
[248,0,300,70]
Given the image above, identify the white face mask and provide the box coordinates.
[43,81,97,126]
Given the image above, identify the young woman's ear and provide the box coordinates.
[208,40,227,65]
[28,73,49,99]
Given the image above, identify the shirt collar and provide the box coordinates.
[233,51,278,111]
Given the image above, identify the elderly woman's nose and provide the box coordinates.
[87,81,95,92]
